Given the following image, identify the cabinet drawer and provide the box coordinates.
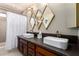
[28,42,35,49]
[28,48,35,56]
[36,46,57,56]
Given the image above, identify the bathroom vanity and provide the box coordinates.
[17,32,79,56]
[17,36,61,56]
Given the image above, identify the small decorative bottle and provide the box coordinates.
[37,31,42,39]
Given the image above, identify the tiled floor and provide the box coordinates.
[0,42,22,56]
[0,48,22,56]
[0,42,5,48]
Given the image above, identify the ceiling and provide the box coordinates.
[0,3,39,15]
[0,3,47,18]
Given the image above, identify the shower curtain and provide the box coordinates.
[5,12,27,50]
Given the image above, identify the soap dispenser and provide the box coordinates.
[37,31,42,39]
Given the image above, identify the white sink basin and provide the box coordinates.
[23,33,34,38]
[43,36,69,50]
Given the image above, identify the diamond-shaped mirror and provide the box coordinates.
[30,17,35,31]
[35,9,43,30]
[25,8,36,31]
[42,5,55,29]
[36,17,44,30]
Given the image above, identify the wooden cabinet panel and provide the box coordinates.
[18,37,59,56]
[18,38,27,55]
[19,45,23,53]
[20,39,27,45]
[28,42,35,49]
[36,52,43,56]
[23,45,27,56]
[18,41,23,53]
[36,46,57,56]
[28,48,35,56]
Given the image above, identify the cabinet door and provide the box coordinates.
[27,42,35,56]
[21,39,27,56]
[18,38,28,55]
[28,48,35,56]
[23,44,27,56]
[36,52,43,56]
[28,42,35,49]
[18,38,23,53]
[36,46,57,56]
[19,42,23,53]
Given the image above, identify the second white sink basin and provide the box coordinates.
[23,33,34,38]
[43,36,69,50]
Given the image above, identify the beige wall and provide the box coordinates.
[27,3,78,36]
[0,17,6,42]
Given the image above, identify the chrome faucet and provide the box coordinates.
[56,30,61,38]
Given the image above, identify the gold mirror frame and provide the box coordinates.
[30,17,35,31]
[26,8,36,31]
[42,5,55,29]
[29,8,36,31]
[35,9,43,30]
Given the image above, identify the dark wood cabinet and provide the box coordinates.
[18,38,27,55]
[17,37,59,56]
[28,42,35,50]
[36,46,56,56]
[18,38,23,54]
[27,42,35,56]
[28,48,35,56]
[23,44,27,55]
[19,42,23,53]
